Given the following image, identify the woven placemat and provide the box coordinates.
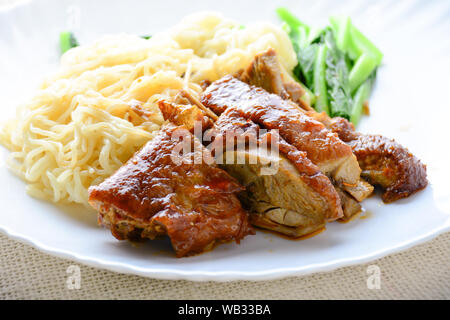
[1,232,449,299]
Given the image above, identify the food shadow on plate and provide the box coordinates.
[44,201,98,228]
[111,236,175,258]
[98,186,446,261]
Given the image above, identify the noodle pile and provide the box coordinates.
[0,12,297,206]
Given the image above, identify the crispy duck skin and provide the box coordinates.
[201,75,361,186]
[209,108,343,236]
[239,48,313,111]
[239,49,426,204]
[234,50,375,219]
[306,112,428,203]
[304,111,358,143]
[88,123,253,257]
[158,99,213,132]
[348,134,428,203]
[158,100,343,234]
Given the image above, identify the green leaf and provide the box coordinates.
[277,9,380,119]
[348,53,378,92]
[330,15,382,91]
[276,7,310,34]
[329,16,359,60]
[350,25,383,64]
[296,44,318,88]
[313,44,330,114]
[324,29,353,119]
[60,31,79,54]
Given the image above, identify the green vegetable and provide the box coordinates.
[276,7,310,34]
[348,53,377,92]
[277,7,382,124]
[329,16,359,59]
[330,15,382,91]
[59,31,79,54]
[279,18,316,88]
[296,44,317,87]
[307,27,326,45]
[350,25,383,64]
[324,30,353,119]
[278,8,332,114]
[141,35,152,40]
[313,44,329,114]
[350,70,376,125]
[299,79,316,106]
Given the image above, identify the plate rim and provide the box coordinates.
[1,221,449,281]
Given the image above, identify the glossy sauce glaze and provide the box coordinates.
[89,123,254,257]
[308,111,428,203]
[349,134,428,203]
[211,108,343,221]
[201,76,354,167]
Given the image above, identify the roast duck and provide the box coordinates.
[88,49,427,257]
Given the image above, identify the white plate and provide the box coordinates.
[1,0,449,281]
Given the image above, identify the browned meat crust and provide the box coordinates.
[305,112,359,143]
[88,123,253,257]
[307,113,428,203]
[158,100,213,132]
[348,134,428,203]
[239,48,313,111]
[210,108,343,226]
[235,52,373,220]
[201,76,360,185]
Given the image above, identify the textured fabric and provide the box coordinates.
[1,232,449,299]
[0,0,449,300]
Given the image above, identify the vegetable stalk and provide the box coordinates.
[350,71,376,125]
[277,7,382,125]
[59,31,79,54]
[313,45,329,114]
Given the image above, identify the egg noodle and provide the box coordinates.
[0,12,297,206]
